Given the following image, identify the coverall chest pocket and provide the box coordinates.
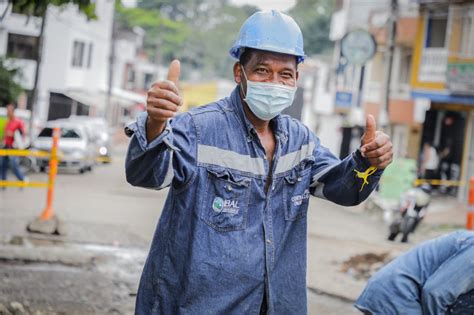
[283,158,314,221]
[201,167,251,232]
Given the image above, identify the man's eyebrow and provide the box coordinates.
[252,61,295,72]
[252,60,271,67]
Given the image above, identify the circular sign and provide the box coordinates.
[341,30,377,65]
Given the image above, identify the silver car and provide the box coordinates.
[67,116,111,163]
[32,120,96,173]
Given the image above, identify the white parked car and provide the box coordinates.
[67,116,111,163]
[32,120,96,174]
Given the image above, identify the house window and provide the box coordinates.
[71,41,86,67]
[144,73,154,90]
[370,52,384,82]
[460,8,474,55]
[426,15,448,48]
[399,50,412,84]
[127,69,135,84]
[7,33,39,60]
[87,43,93,68]
[11,2,41,16]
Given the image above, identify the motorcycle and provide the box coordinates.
[388,184,431,243]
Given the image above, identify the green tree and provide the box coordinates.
[180,3,258,78]
[289,0,335,56]
[117,0,258,78]
[116,2,190,66]
[0,59,23,106]
[11,0,96,19]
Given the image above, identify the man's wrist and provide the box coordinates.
[146,117,166,143]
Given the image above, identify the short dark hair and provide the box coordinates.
[239,48,254,68]
[239,47,298,69]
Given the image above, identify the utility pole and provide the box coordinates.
[29,6,47,139]
[381,0,398,131]
[105,0,117,125]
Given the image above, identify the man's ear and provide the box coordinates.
[233,62,242,84]
[296,70,299,81]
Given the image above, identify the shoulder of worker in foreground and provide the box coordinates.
[355,230,474,315]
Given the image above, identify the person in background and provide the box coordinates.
[355,230,474,315]
[420,142,439,187]
[1,103,27,184]
[438,140,459,196]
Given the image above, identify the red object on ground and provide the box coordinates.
[467,177,474,230]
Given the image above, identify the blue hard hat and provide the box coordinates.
[229,10,305,64]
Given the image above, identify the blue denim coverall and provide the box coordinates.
[126,87,382,314]
[355,231,474,315]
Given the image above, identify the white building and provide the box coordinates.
[0,0,147,131]
[329,0,421,159]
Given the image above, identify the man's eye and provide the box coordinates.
[256,68,267,73]
[282,73,293,79]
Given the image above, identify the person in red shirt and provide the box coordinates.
[1,103,26,182]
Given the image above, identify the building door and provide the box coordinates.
[462,112,474,202]
[421,108,467,195]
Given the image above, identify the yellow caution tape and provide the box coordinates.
[354,166,378,192]
[414,179,465,187]
[0,149,112,164]
[0,180,50,188]
[0,149,51,158]
[96,156,112,163]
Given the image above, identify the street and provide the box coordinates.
[0,144,463,314]
[1,0,473,313]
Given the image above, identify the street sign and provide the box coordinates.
[447,62,474,96]
[341,30,377,65]
[335,91,352,110]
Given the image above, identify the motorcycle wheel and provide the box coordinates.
[401,217,417,243]
[388,233,397,241]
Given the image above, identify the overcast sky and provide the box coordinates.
[121,0,297,12]
[231,0,296,11]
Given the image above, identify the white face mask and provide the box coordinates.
[241,67,296,121]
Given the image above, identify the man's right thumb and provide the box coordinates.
[167,59,181,85]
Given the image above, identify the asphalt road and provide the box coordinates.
[0,145,397,314]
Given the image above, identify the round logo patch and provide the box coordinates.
[212,197,224,213]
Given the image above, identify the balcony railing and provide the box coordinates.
[418,48,448,83]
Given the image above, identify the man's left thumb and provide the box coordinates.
[364,114,376,142]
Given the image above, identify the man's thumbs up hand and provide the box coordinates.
[362,114,376,144]
[146,60,183,142]
[167,59,180,84]
[360,114,393,169]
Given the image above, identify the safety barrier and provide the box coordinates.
[0,127,60,221]
[467,177,474,231]
[0,149,51,188]
[413,179,465,187]
[0,146,110,189]
[96,156,112,163]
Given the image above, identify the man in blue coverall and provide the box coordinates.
[125,10,393,314]
[355,231,474,315]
